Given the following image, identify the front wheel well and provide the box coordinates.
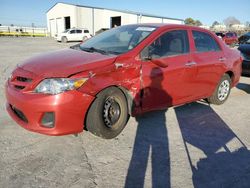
[83,85,133,131]
[84,86,129,139]
[225,71,234,85]
[225,71,234,80]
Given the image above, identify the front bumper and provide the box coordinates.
[5,83,95,136]
[56,35,62,41]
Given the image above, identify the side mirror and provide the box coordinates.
[140,46,168,68]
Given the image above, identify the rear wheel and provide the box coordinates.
[86,87,129,139]
[207,74,231,105]
[62,36,68,43]
[82,36,88,41]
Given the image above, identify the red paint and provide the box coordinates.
[5,24,242,135]
[223,32,238,45]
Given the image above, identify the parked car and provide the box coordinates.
[223,32,238,46]
[215,32,225,39]
[238,37,250,75]
[5,24,242,139]
[238,32,250,44]
[56,28,91,43]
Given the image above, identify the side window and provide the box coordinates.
[143,30,189,59]
[84,30,89,33]
[76,30,82,33]
[70,30,76,34]
[192,31,221,52]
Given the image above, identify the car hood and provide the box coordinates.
[238,44,250,54]
[19,48,117,78]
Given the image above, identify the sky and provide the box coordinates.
[0,0,250,27]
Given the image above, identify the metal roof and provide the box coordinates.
[47,2,183,22]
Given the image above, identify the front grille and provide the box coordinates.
[16,76,32,82]
[10,104,28,123]
[12,76,33,90]
[15,85,25,90]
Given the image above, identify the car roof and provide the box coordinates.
[70,28,88,30]
[121,23,210,32]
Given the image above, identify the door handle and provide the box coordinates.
[219,57,226,61]
[185,62,197,67]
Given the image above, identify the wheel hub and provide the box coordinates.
[103,97,121,128]
[218,80,230,101]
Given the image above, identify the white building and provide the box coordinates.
[46,2,183,37]
[231,24,246,31]
[213,24,227,31]
[199,25,210,30]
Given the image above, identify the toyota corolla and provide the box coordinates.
[5,24,242,139]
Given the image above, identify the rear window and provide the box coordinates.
[226,33,233,37]
[192,31,221,52]
[84,30,89,33]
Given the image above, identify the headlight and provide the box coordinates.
[34,78,88,95]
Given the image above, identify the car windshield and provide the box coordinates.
[80,25,157,55]
[63,29,70,33]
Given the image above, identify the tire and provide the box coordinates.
[62,36,68,43]
[82,36,88,41]
[207,74,231,105]
[86,87,129,139]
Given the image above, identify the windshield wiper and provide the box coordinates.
[106,50,121,55]
[80,47,109,55]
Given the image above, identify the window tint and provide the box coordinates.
[84,30,89,33]
[70,30,76,34]
[146,30,189,59]
[76,30,82,33]
[192,31,221,52]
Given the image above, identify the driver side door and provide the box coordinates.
[140,29,196,112]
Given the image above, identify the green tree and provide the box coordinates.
[184,17,196,25]
[195,20,202,26]
[212,21,220,27]
[185,18,202,26]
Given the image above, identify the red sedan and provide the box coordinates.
[5,24,242,139]
[223,32,238,46]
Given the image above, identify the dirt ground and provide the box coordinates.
[0,37,250,188]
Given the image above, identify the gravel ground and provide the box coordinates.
[0,37,250,188]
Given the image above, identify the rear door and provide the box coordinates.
[191,30,226,98]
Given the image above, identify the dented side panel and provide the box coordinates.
[75,56,142,115]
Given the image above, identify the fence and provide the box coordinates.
[0,26,49,37]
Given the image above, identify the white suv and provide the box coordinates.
[56,28,92,43]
